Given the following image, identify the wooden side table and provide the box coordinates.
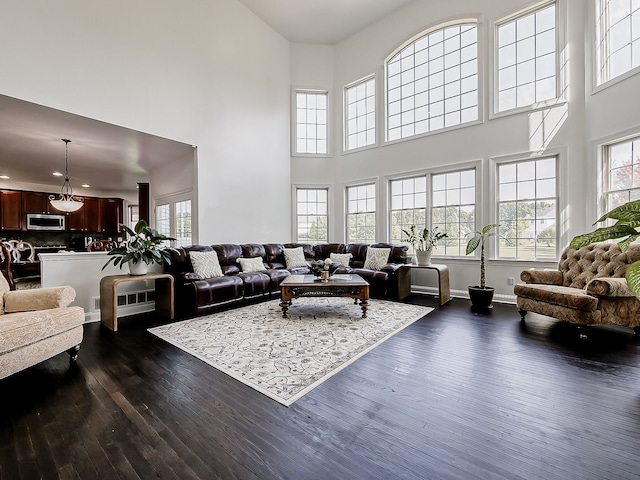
[100,273,174,331]
[397,264,451,306]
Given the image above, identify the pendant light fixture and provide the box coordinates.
[49,139,83,213]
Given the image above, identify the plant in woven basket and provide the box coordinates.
[569,200,640,300]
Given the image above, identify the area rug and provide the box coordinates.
[148,298,432,406]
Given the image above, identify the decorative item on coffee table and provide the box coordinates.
[102,219,175,275]
[308,258,340,282]
[402,225,447,266]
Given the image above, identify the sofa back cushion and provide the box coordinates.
[313,243,346,259]
[263,244,286,269]
[211,244,243,275]
[345,243,369,268]
[241,244,266,260]
[371,243,408,264]
[559,243,640,289]
[165,245,212,276]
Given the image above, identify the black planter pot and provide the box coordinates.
[468,286,495,313]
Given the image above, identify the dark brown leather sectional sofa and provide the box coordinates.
[164,242,408,318]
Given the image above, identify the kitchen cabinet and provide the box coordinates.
[23,191,54,214]
[99,198,123,233]
[0,190,23,230]
[67,197,100,232]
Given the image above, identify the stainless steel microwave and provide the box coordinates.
[26,213,66,231]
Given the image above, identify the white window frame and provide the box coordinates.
[491,0,567,118]
[344,75,377,153]
[494,155,560,260]
[594,0,640,89]
[601,133,640,214]
[430,167,477,257]
[384,19,481,144]
[293,186,330,243]
[388,174,429,252]
[292,89,330,157]
[154,190,195,247]
[346,182,377,244]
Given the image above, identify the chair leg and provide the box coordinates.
[518,309,528,322]
[67,344,81,362]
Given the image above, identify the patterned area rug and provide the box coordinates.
[149,298,433,406]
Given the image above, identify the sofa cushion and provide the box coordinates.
[189,251,223,278]
[4,286,76,314]
[513,284,598,312]
[314,243,346,258]
[283,247,308,269]
[237,257,267,273]
[364,247,391,270]
[330,252,352,267]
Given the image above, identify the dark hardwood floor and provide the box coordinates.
[2,296,640,480]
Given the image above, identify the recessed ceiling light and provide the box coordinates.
[0,175,9,179]
[81,184,90,188]
[53,171,63,177]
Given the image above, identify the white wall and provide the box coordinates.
[290,0,640,301]
[0,0,291,245]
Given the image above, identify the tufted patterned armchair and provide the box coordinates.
[514,243,640,335]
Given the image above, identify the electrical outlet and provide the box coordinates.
[507,277,515,285]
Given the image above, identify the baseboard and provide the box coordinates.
[411,285,517,305]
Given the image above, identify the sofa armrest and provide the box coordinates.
[380,263,403,274]
[586,277,636,297]
[3,286,76,313]
[520,270,563,285]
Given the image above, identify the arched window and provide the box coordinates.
[385,22,478,142]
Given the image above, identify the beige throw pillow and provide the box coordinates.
[283,247,307,268]
[363,247,391,270]
[237,257,267,273]
[329,252,352,267]
[190,251,223,278]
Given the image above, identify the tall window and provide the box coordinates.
[497,157,557,259]
[389,176,428,249]
[345,77,376,151]
[431,169,476,256]
[155,193,193,247]
[346,184,376,243]
[386,22,478,142]
[604,136,640,211]
[174,200,192,247]
[596,0,640,85]
[497,2,557,112]
[128,205,139,231]
[295,90,328,155]
[296,188,328,242]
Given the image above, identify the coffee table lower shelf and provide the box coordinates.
[279,274,370,318]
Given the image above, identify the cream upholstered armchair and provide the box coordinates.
[514,243,640,336]
[0,244,84,380]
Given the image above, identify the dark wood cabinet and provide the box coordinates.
[99,198,123,233]
[67,197,100,232]
[23,191,53,214]
[0,190,23,230]
[1,188,124,233]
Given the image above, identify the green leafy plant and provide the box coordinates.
[102,219,175,270]
[569,200,640,299]
[402,225,448,252]
[465,223,500,288]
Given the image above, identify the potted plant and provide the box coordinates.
[102,219,175,275]
[570,199,640,299]
[465,223,500,312]
[402,225,448,265]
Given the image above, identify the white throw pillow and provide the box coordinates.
[283,247,307,268]
[190,251,223,278]
[329,252,352,267]
[237,256,267,273]
[363,247,391,270]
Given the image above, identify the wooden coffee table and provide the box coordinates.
[279,274,370,318]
